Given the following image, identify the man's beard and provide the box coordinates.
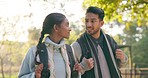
[86,28,100,35]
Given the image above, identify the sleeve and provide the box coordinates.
[120,53,128,67]
[71,42,82,62]
[71,42,91,74]
[107,35,128,67]
[18,46,37,78]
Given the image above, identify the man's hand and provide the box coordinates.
[74,57,94,74]
[83,57,94,69]
[116,49,125,61]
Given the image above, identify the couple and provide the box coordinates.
[18,6,128,78]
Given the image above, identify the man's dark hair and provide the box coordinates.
[86,6,105,21]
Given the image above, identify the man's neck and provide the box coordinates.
[91,30,101,39]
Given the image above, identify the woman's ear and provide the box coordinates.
[53,24,58,32]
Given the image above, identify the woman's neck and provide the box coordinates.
[48,35,62,44]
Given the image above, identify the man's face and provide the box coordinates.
[85,13,103,36]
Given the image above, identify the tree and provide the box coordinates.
[117,20,148,68]
[28,27,41,46]
[132,26,148,68]
[28,0,83,37]
[0,16,22,78]
[83,0,148,27]
[66,31,79,45]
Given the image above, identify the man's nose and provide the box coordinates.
[86,22,92,28]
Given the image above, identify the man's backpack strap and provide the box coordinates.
[105,34,118,53]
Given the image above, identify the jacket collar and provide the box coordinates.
[44,36,65,49]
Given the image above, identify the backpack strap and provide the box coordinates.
[105,34,121,65]
[105,34,118,53]
[38,43,50,78]
[37,44,77,78]
[65,44,75,70]
[65,44,78,78]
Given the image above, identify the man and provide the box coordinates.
[71,6,128,78]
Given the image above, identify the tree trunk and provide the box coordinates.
[0,58,5,78]
[9,59,12,78]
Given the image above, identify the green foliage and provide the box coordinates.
[0,41,26,65]
[132,36,148,67]
[83,0,122,22]
[0,40,28,78]
[28,27,41,45]
[117,20,148,68]
[124,25,138,44]
[113,35,123,44]
[0,26,41,78]
[83,0,148,27]
[0,73,17,78]
[66,31,79,45]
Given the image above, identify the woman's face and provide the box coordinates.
[57,18,71,39]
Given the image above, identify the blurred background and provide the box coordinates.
[0,0,148,78]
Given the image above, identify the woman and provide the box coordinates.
[18,13,76,78]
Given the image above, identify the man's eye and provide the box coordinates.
[85,20,88,22]
[91,20,95,23]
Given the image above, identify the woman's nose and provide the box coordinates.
[69,27,71,31]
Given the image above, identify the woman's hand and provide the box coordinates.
[35,63,50,78]
[35,64,43,78]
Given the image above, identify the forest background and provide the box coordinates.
[0,0,148,78]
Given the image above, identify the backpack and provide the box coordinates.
[37,43,78,78]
